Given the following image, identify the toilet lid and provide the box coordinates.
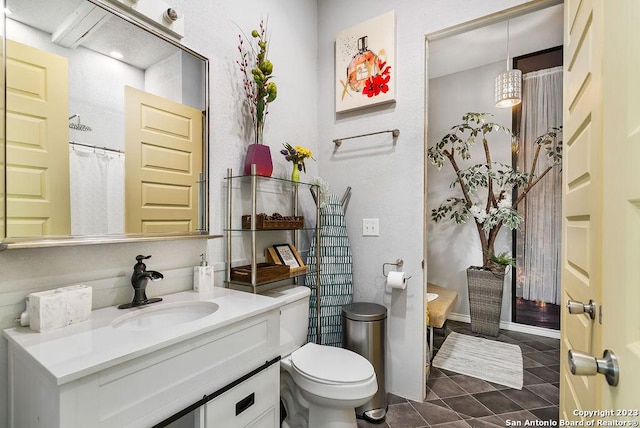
[291,343,374,383]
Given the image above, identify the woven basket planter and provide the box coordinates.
[466,266,506,336]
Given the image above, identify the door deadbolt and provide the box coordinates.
[568,349,619,386]
[567,299,596,319]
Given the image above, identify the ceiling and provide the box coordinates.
[6,0,563,78]
[428,4,564,79]
[6,0,178,69]
[8,0,561,76]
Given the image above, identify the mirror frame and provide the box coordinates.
[1,0,218,249]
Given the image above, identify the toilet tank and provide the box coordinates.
[262,286,310,357]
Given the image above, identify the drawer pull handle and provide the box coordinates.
[235,393,255,416]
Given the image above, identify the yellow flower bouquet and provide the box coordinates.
[281,143,314,181]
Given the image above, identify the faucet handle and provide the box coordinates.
[134,255,152,270]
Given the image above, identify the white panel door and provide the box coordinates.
[6,39,70,236]
[562,0,640,416]
[125,86,203,233]
[599,0,640,412]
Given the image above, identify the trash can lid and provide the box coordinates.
[342,302,387,321]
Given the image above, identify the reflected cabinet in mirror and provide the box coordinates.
[2,0,210,248]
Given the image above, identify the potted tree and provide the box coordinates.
[428,112,562,335]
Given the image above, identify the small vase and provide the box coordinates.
[291,163,300,183]
[244,144,273,176]
[243,124,273,176]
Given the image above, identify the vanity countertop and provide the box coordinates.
[3,287,282,385]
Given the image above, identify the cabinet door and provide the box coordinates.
[204,364,279,428]
[246,408,278,428]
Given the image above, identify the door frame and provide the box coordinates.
[424,0,564,393]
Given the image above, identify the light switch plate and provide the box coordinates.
[362,218,379,236]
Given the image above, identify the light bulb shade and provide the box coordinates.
[495,68,522,108]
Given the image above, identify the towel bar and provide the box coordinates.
[333,129,400,146]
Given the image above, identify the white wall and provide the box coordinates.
[316,0,528,402]
[0,0,541,422]
[0,0,318,425]
[145,50,184,105]
[426,61,513,321]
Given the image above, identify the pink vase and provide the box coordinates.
[243,144,273,176]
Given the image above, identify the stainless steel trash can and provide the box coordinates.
[342,302,387,422]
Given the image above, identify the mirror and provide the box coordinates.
[2,0,210,247]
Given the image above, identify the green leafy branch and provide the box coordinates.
[428,112,562,270]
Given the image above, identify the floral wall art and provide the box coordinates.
[335,10,396,113]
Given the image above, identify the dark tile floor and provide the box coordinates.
[357,321,560,428]
[515,298,561,330]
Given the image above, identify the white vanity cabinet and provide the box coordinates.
[203,363,280,427]
[4,290,282,428]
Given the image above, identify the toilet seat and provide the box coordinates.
[291,343,374,384]
[285,343,378,401]
[271,284,379,427]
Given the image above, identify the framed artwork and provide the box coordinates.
[335,10,396,113]
[272,243,302,268]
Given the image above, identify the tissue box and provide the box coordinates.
[28,284,92,332]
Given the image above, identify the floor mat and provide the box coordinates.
[432,331,523,389]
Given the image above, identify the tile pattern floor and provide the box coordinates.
[515,298,561,330]
[357,321,560,428]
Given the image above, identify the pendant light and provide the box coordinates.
[495,20,522,108]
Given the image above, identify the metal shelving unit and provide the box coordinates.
[224,167,321,338]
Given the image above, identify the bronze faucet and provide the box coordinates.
[118,255,164,309]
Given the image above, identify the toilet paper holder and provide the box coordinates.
[382,259,412,279]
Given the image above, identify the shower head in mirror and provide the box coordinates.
[69,114,92,132]
[3,0,209,245]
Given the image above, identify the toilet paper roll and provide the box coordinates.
[387,271,407,289]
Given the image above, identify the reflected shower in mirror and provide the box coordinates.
[3,0,209,243]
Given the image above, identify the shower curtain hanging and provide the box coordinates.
[69,144,125,235]
[516,66,562,305]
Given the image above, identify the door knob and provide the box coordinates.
[567,299,596,319]
[568,349,619,386]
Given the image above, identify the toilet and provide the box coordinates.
[263,285,377,428]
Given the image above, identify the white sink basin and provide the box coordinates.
[111,301,219,331]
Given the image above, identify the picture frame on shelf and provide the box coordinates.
[272,244,301,267]
[265,244,307,274]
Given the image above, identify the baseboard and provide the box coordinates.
[447,312,560,339]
